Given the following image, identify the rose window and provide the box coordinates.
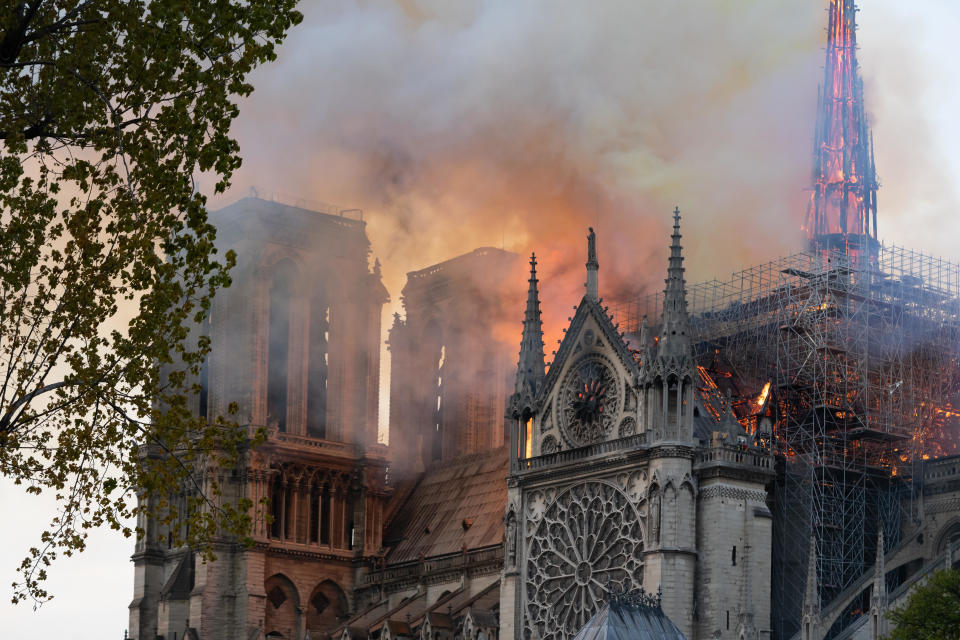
[525,482,643,640]
[559,356,620,447]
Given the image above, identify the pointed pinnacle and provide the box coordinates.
[516,251,546,397]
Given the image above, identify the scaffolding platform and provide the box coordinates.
[611,241,960,639]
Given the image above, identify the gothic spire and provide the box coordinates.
[806,0,878,254]
[803,536,820,617]
[872,526,887,609]
[514,253,546,400]
[585,227,599,301]
[658,207,690,356]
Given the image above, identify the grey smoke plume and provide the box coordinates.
[212,1,828,307]
[206,0,960,351]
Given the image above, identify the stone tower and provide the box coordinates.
[640,208,698,632]
[128,197,391,640]
[388,248,519,476]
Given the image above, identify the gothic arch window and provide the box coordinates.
[306,580,349,633]
[320,484,332,545]
[344,493,356,550]
[936,520,960,567]
[307,291,330,438]
[667,377,679,425]
[525,482,644,639]
[308,480,321,544]
[270,477,284,539]
[267,261,297,432]
[265,573,301,640]
[677,481,695,547]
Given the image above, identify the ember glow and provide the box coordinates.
[805,0,879,252]
[756,381,771,409]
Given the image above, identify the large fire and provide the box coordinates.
[805,0,878,250]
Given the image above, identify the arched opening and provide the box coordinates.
[306,580,349,634]
[937,521,960,553]
[320,485,332,545]
[344,493,356,550]
[936,520,960,568]
[520,410,533,460]
[307,292,330,439]
[667,377,679,427]
[309,482,320,544]
[264,574,301,640]
[270,474,285,539]
[267,261,296,432]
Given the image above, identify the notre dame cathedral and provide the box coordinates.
[128,4,960,638]
[128,194,960,640]
[129,195,776,640]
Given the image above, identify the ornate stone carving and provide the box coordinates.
[527,491,547,524]
[559,355,620,447]
[525,482,644,640]
[698,486,766,503]
[541,435,558,455]
[618,417,637,438]
[505,509,518,568]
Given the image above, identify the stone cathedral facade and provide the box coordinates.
[128,200,781,640]
[501,215,775,640]
[128,197,960,640]
[129,198,391,640]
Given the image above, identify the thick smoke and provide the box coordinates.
[201,0,960,434]
[213,0,829,317]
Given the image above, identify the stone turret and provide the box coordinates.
[660,207,691,357]
[510,253,546,414]
[868,527,888,640]
[508,253,546,468]
[801,536,821,640]
[642,207,696,443]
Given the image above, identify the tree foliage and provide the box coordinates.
[886,568,960,640]
[0,0,301,604]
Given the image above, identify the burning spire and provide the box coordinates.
[805,0,879,257]
[514,253,546,401]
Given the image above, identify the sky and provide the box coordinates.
[3,1,960,637]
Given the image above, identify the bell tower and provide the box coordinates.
[129,197,391,640]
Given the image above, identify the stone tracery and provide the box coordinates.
[559,355,621,447]
[525,481,644,640]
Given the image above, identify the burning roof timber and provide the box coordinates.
[612,243,960,467]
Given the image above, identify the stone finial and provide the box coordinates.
[586,228,599,301]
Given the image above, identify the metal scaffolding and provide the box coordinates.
[611,241,960,639]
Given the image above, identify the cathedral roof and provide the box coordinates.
[572,598,687,640]
[383,447,508,564]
